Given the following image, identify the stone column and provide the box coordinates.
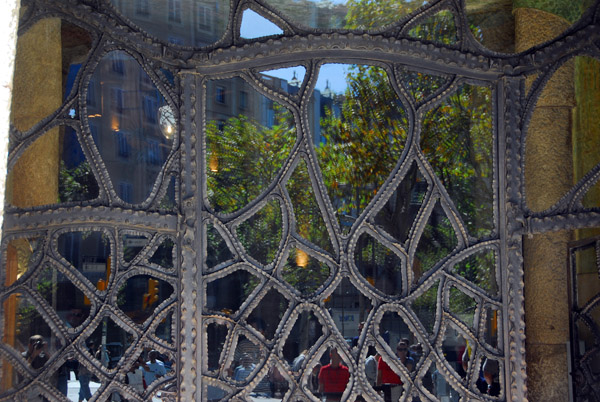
[6,17,62,208]
[514,2,578,401]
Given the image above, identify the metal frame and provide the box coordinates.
[0,0,599,400]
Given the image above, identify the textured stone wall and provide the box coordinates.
[516,5,573,402]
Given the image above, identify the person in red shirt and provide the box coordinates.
[377,340,414,402]
[318,348,350,401]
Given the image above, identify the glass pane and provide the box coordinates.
[57,231,112,290]
[258,66,306,96]
[407,10,457,45]
[149,237,175,268]
[398,67,451,106]
[206,322,229,373]
[452,249,499,298]
[8,126,99,208]
[85,317,134,369]
[421,84,494,239]
[111,0,230,47]
[4,236,42,287]
[264,0,429,30]
[324,278,372,342]
[117,275,174,324]
[286,159,334,253]
[206,78,296,213]
[355,233,404,297]
[67,359,100,401]
[316,64,408,233]
[236,199,283,265]
[206,223,234,268]
[246,288,289,340]
[282,248,331,295]
[412,279,439,335]
[205,269,260,315]
[448,285,477,328]
[282,311,324,371]
[466,0,515,53]
[240,9,284,39]
[122,233,150,263]
[88,50,175,205]
[373,162,427,244]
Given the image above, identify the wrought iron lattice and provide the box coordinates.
[0,0,599,401]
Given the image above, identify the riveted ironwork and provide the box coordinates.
[1,0,600,401]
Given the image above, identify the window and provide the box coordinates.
[3,1,600,401]
[197,5,211,31]
[168,0,181,23]
[215,85,225,104]
[110,87,124,114]
[115,131,129,157]
[134,0,149,16]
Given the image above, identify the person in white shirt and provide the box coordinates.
[143,350,167,386]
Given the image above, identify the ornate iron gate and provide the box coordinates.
[1,0,600,401]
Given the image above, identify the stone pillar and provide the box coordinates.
[514,2,577,401]
[6,17,62,208]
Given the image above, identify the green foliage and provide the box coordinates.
[407,10,457,44]
[281,249,330,294]
[58,160,98,202]
[345,0,424,29]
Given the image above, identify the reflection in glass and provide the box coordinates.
[282,248,330,295]
[478,356,502,397]
[206,78,296,213]
[258,66,305,96]
[1,294,53,389]
[412,280,439,334]
[379,312,412,351]
[448,285,477,328]
[407,10,457,45]
[110,0,230,47]
[226,335,265,383]
[117,275,174,324]
[205,269,259,315]
[374,162,427,244]
[86,317,134,369]
[155,310,174,344]
[452,249,498,298]
[414,201,457,279]
[240,9,284,39]
[483,306,500,349]
[421,84,494,239]
[317,64,407,233]
[324,278,372,342]
[355,233,403,296]
[282,311,324,370]
[72,358,100,401]
[398,66,451,105]
[237,199,283,265]
[441,325,469,379]
[149,237,175,268]
[57,231,111,285]
[4,236,41,287]
[206,223,234,268]
[122,234,149,263]
[88,50,174,205]
[35,266,90,327]
[206,322,228,372]
[466,0,515,53]
[247,288,289,340]
[287,159,333,253]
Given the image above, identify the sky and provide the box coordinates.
[241,9,351,95]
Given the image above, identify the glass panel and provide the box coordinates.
[466,0,515,53]
[412,279,439,334]
[87,50,174,205]
[85,316,134,369]
[4,236,42,287]
[452,249,499,298]
[57,231,112,291]
[206,223,234,268]
[398,66,452,106]
[149,237,175,268]
[117,275,174,324]
[110,0,231,47]
[206,322,229,373]
[483,306,500,349]
[157,175,177,211]
[155,310,174,344]
[240,9,284,39]
[373,162,427,244]
[414,201,458,279]
[236,199,283,265]
[258,66,306,96]
[35,266,90,328]
[226,334,266,382]
[264,0,430,30]
[355,233,404,297]
[314,347,352,397]
[246,288,289,340]
[282,311,324,372]
[407,10,457,45]
[316,64,408,233]
[480,356,502,397]
[67,359,100,401]
[122,233,150,263]
[286,159,334,253]
[324,278,372,341]
[282,248,331,295]
[448,285,477,328]
[441,325,469,379]
[8,126,99,208]
[205,269,260,315]
[421,84,494,239]
[206,78,296,213]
